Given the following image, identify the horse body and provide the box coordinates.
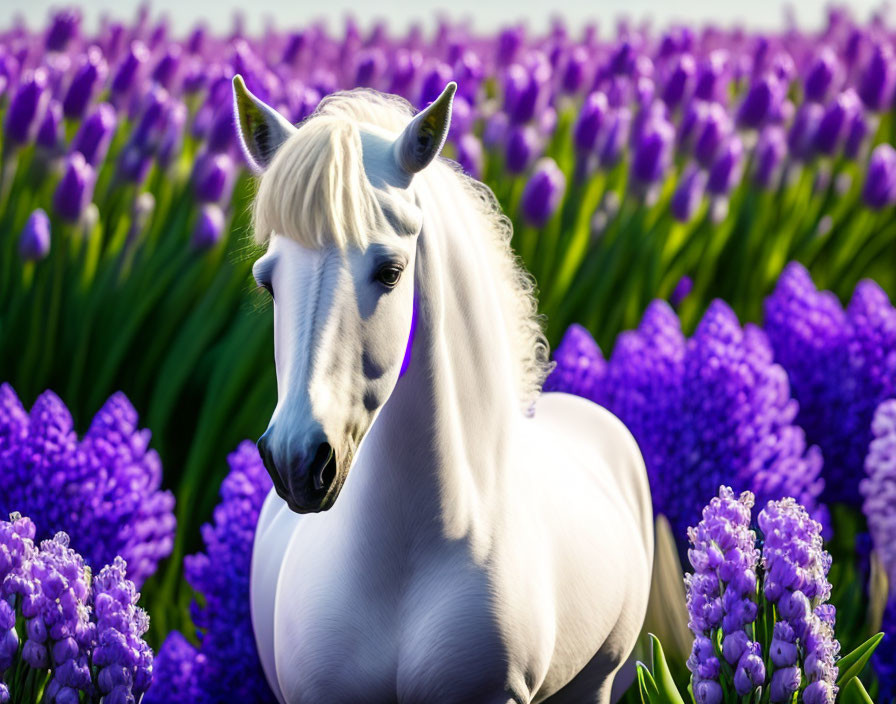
[234,77,653,704]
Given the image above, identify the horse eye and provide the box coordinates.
[375,265,402,288]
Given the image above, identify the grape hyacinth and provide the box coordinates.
[764,262,896,507]
[544,300,825,545]
[684,488,840,704]
[0,513,153,703]
[0,384,175,587]
[147,441,276,703]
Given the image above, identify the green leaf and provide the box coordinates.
[649,633,686,704]
[839,677,875,704]
[836,633,884,688]
[637,661,660,704]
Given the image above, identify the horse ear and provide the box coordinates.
[394,82,456,175]
[232,74,298,173]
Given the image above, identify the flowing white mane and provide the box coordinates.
[251,88,551,407]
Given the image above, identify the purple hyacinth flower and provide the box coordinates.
[599,107,631,167]
[861,400,896,588]
[504,125,539,174]
[573,91,609,155]
[561,45,589,94]
[192,204,227,250]
[661,53,695,109]
[788,101,824,162]
[19,209,51,261]
[53,152,96,223]
[503,54,551,125]
[770,666,801,703]
[419,61,453,107]
[143,632,200,704]
[62,46,108,120]
[4,68,48,145]
[804,47,839,103]
[693,102,731,167]
[671,165,706,222]
[631,110,674,184]
[814,90,860,156]
[706,135,744,196]
[670,276,693,307]
[36,100,63,152]
[71,103,118,167]
[388,49,422,97]
[863,144,896,210]
[754,126,786,188]
[193,151,235,204]
[354,48,386,88]
[736,73,783,128]
[110,41,149,99]
[521,158,565,227]
[694,50,728,102]
[456,134,483,180]
[45,8,82,52]
[542,324,606,400]
[844,110,870,160]
[151,44,182,88]
[859,43,894,111]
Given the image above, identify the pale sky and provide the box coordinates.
[7,0,893,36]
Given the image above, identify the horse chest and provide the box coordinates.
[270,517,519,704]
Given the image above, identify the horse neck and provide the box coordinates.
[361,175,522,545]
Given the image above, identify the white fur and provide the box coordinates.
[246,87,654,704]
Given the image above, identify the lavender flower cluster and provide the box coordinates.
[764,262,896,508]
[0,513,152,703]
[544,299,825,544]
[685,487,839,704]
[861,399,896,701]
[146,441,276,704]
[0,383,175,588]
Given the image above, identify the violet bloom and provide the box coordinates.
[706,135,744,197]
[599,107,631,168]
[354,48,386,88]
[685,487,761,701]
[844,110,870,160]
[764,263,896,507]
[863,144,896,210]
[694,50,728,102]
[0,384,176,587]
[754,125,787,188]
[661,53,695,110]
[35,100,63,152]
[788,101,824,162]
[4,68,48,145]
[631,110,674,185]
[693,102,731,167]
[503,54,551,125]
[389,48,422,97]
[151,43,182,88]
[45,8,81,52]
[110,41,149,100]
[671,165,706,222]
[861,400,896,588]
[192,204,227,250]
[573,91,608,156]
[859,43,894,111]
[144,632,201,703]
[736,73,783,128]
[419,61,453,107]
[813,90,860,156]
[53,152,96,223]
[542,324,606,400]
[193,151,235,204]
[71,102,117,167]
[150,442,277,703]
[544,301,825,543]
[504,125,539,174]
[18,209,51,261]
[561,45,589,94]
[456,133,483,180]
[804,47,839,103]
[62,46,108,120]
[521,158,565,227]
[670,276,693,307]
[875,600,896,704]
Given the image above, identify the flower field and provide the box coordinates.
[0,4,894,702]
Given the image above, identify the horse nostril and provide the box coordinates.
[309,442,336,492]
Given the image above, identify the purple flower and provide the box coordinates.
[861,400,896,589]
[143,632,201,703]
[631,109,674,184]
[71,102,118,167]
[521,158,565,227]
[503,54,551,125]
[813,90,861,156]
[45,8,82,52]
[504,125,539,174]
[661,53,695,109]
[62,46,108,120]
[754,125,786,188]
[863,144,896,210]
[769,666,801,703]
[670,165,706,222]
[36,100,63,152]
[693,102,731,168]
[706,135,744,196]
[151,441,276,702]
[545,301,826,543]
[561,45,589,94]
[694,50,728,102]
[804,47,839,103]
[598,107,631,168]
[573,91,608,156]
[4,68,48,145]
[788,101,824,161]
[0,384,175,587]
[764,263,896,507]
[151,44,182,89]
[670,276,693,307]
[192,204,227,250]
[53,152,96,223]
[455,134,483,180]
[874,600,896,703]
[110,41,150,99]
[844,109,870,160]
[736,73,783,128]
[859,43,894,111]
[18,209,51,261]
[193,151,235,204]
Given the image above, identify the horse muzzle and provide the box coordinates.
[257,430,342,513]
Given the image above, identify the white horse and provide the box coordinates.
[233,75,654,704]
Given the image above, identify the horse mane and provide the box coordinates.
[251,87,551,408]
